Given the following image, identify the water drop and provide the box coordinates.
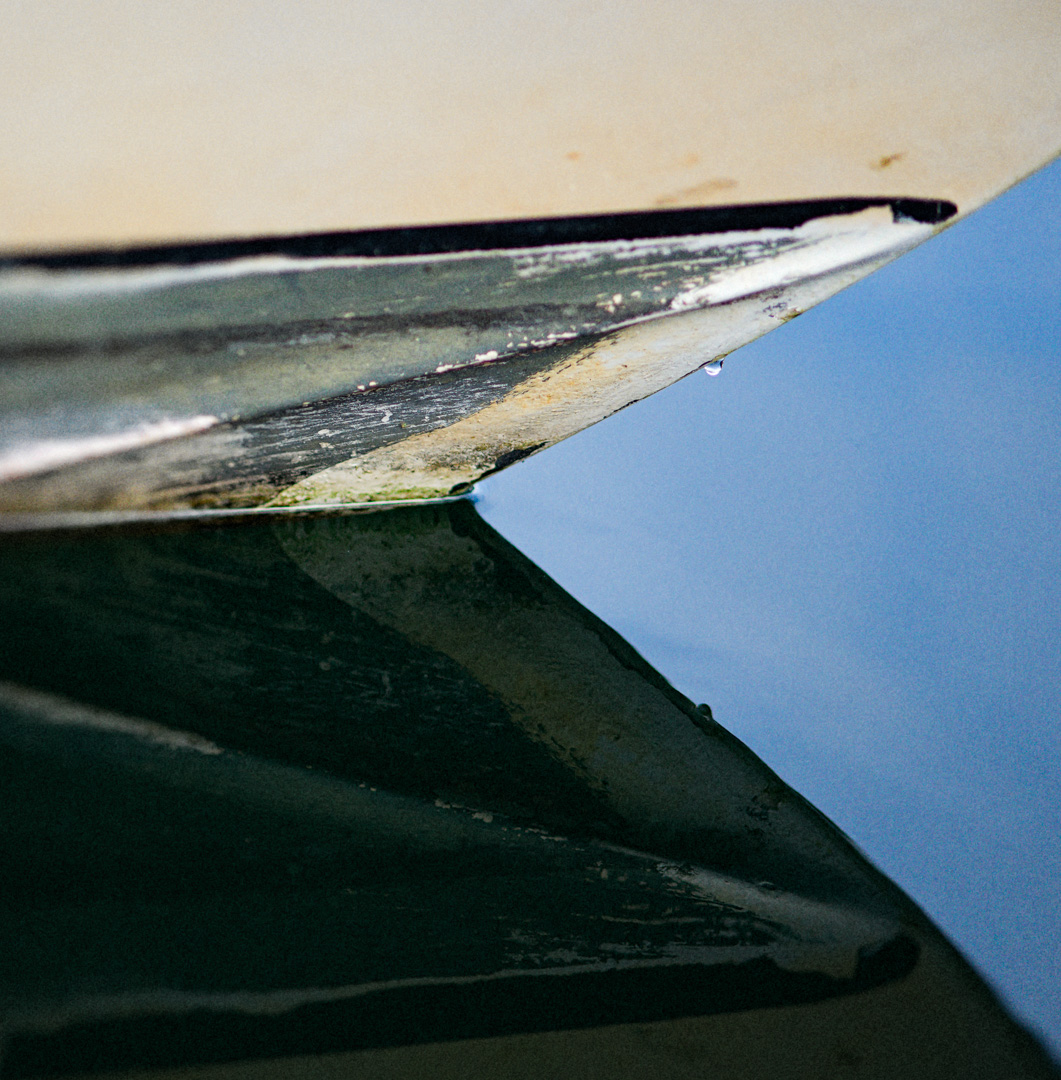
[701,358,724,377]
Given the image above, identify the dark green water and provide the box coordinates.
[0,504,1053,1077]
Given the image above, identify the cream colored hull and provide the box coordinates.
[2,1,1060,252]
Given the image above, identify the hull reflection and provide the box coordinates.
[0,503,1052,1077]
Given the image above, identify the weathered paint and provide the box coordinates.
[271,224,916,506]
[0,204,937,514]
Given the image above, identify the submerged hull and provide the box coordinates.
[0,502,1055,1077]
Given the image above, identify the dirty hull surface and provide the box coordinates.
[0,201,950,515]
[0,502,1053,1078]
[2,1,1060,252]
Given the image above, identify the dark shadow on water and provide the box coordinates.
[0,503,1054,1078]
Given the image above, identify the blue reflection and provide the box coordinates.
[478,156,1061,1056]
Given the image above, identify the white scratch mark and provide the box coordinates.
[0,682,224,755]
[0,415,219,481]
[671,211,931,310]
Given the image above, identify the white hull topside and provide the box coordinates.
[2,1,1060,252]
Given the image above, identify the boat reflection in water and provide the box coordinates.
[0,502,1054,1078]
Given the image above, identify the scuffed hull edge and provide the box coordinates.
[0,202,946,515]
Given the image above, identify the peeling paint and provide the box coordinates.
[269,234,908,508]
[0,202,946,512]
[670,208,930,309]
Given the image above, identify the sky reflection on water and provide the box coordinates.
[477,156,1061,1056]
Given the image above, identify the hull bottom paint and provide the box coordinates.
[0,201,952,517]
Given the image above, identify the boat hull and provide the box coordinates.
[0,201,948,517]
